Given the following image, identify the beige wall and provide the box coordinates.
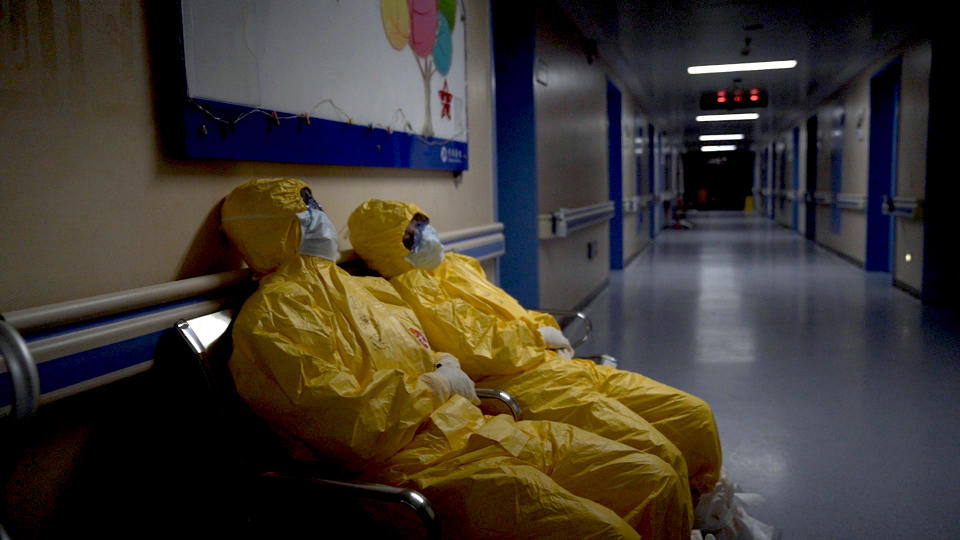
[1,1,494,531]
[0,0,495,312]
[802,39,930,275]
[775,136,791,227]
[813,77,868,263]
[893,42,931,291]
[534,3,609,308]
[621,92,652,262]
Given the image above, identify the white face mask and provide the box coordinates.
[296,207,339,261]
[405,224,445,270]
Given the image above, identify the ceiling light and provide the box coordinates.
[701,145,737,152]
[687,60,797,74]
[699,134,745,141]
[696,113,759,122]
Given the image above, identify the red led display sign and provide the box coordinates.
[700,88,767,110]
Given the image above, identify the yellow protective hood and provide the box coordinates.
[221,178,310,275]
[348,199,424,278]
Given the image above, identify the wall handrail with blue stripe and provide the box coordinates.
[813,191,834,205]
[882,196,923,219]
[622,195,653,214]
[1,222,509,418]
[538,201,616,239]
[440,223,506,262]
[339,222,506,264]
[1,270,255,418]
[835,193,867,211]
[5,269,252,335]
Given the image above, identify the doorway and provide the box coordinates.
[607,80,624,270]
[866,59,901,272]
[805,115,818,240]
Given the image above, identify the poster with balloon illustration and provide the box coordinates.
[179,0,468,170]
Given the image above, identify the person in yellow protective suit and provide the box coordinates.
[347,200,723,500]
[221,178,693,539]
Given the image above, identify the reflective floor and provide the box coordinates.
[578,211,960,539]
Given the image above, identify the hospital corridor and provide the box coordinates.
[578,212,960,538]
[1,1,953,539]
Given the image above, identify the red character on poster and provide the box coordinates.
[439,80,452,120]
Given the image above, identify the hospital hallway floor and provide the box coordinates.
[576,211,960,539]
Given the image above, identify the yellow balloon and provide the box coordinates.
[381,0,410,51]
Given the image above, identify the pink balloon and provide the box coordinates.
[408,0,437,58]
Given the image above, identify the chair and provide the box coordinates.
[540,309,618,367]
[174,309,523,539]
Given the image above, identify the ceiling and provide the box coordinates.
[557,0,930,151]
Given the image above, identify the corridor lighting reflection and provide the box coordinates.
[687,60,797,74]
[694,265,757,364]
[697,113,759,122]
[699,134,744,141]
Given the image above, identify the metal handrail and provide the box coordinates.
[259,472,440,540]
[0,318,40,422]
[475,388,522,420]
[539,309,592,349]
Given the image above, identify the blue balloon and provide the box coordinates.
[433,15,452,76]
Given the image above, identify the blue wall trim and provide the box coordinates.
[608,80,624,270]
[792,127,800,229]
[567,211,615,232]
[493,1,539,307]
[184,98,468,171]
[1,331,162,409]
[19,292,236,342]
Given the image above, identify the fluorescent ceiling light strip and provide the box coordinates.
[697,113,759,122]
[701,145,737,152]
[687,60,797,74]
[699,134,745,141]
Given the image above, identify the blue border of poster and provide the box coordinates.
[183,98,468,170]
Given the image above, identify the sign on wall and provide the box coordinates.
[830,105,845,233]
[179,0,468,170]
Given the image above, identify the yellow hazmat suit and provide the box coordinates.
[348,199,723,497]
[222,178,693,539]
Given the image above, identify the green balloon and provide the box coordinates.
[438,0,456,31]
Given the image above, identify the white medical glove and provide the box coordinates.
[419,371,452,403]
[420,353,480,405]
[597,354,618,367]
[539,326,574,359]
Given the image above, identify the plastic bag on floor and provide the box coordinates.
[694,470,779,540]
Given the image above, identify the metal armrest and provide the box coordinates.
[475,388,522,420]
[538,309,593,349]
[259,472,439,540]
[0,318,40,423]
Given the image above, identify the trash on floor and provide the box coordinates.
[695,470,780,540]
